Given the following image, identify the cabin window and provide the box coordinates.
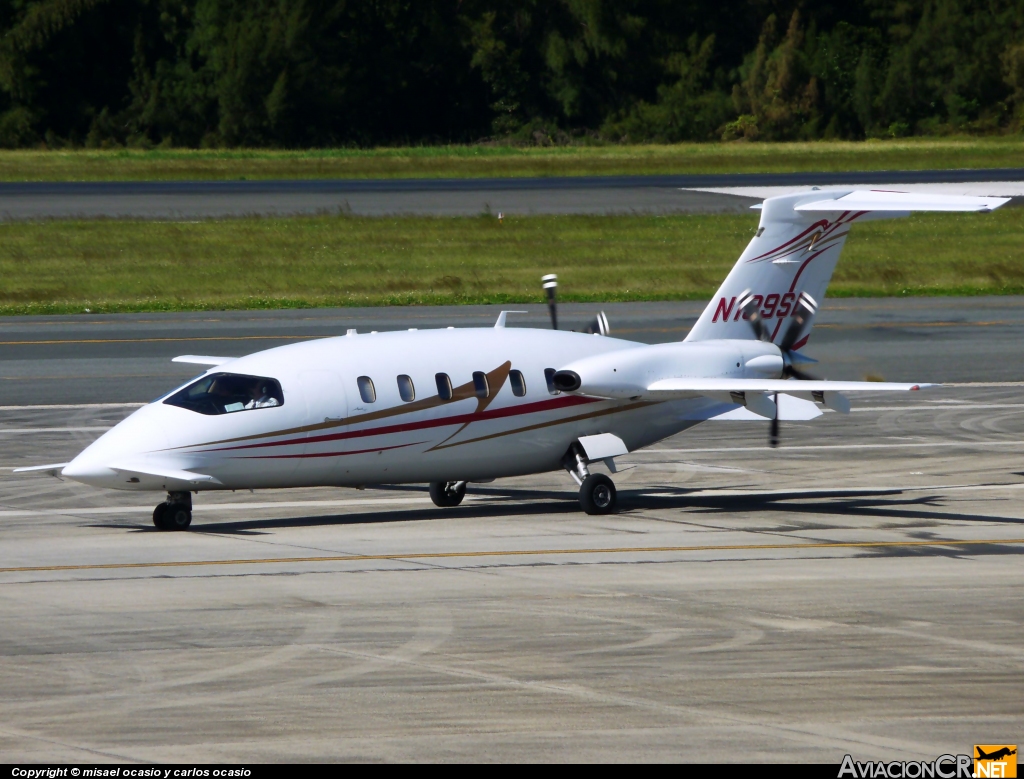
[472,371,489,399]
[544,368,560,395]
[509,370,526,397]
[163,372,284,416]
[397,374,415,402]
[435,373,453,401]
[357,376,376,404]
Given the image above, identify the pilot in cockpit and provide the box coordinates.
[245,380,280,409]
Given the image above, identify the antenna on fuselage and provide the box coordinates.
[542,274,558,330]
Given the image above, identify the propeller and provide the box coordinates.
[585,311,610,336]
[541,274,611,336]
[542,274,558,330]
[738,289,820,447]
[769,393,779,448]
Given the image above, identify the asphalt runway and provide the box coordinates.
[1,381,1023,761]
[2,296,1024,406]
[2,167,1022,219]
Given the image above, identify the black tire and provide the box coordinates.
[152,502,171,530]
[429,481,466,507]
[166,502,192,530]
[579,473,616,515]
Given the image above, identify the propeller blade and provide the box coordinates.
[786,365,818,382]
[738,289,770,342]
[769,392,780,447]
[585,311,610,336]
[542,274,558,330]
[778,291,818,352]
[782,350,819,381]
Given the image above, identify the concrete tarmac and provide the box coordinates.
[1,299,1024,761]
[2,168,1022,219]
[2,296,1024,405]
[1,383,1023,761]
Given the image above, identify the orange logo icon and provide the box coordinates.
[974,746,1017,778]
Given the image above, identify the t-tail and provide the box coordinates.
[685,189,1010,346]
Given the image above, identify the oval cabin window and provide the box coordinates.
[357,376,376,404]
[435,373,453,401]
[397,374,415,402]
[544,368,560,395]
[509,370,526,397]
[472,371,489,399]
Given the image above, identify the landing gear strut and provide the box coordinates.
[563,443,617,515]
[153,491,192,531]
[429,481,466,507]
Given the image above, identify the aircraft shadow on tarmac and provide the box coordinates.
[88,484,1024,548]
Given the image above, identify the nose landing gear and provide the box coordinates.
[153,491,192,531]
[563,443,617,514]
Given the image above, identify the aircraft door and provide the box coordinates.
[298,369,349,484]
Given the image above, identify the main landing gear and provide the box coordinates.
[564,443,617,515]
[153,491,192,531]
[429,480,466,507]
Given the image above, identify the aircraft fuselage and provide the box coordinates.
[62,327,774,492]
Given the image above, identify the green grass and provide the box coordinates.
[1,137,1023,181]
[1,208,1022,315]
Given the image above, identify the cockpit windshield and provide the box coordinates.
[163,372,284,416]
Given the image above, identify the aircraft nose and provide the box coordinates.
[62,403,171,488]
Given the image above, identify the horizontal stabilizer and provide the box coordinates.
[794,190,1009,213]
[647,378,928,395]
[13,462,70,476]
[172,355,234,366]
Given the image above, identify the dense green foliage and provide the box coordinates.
[1,0,1023,148]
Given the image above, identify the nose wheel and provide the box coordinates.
[579,473,617,515]
[153,492,192,531]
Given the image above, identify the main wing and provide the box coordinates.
[646,378,926,394]
[646,377,928,420]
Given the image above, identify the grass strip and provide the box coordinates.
[1,209,1022,315]
[0,138,1022,181]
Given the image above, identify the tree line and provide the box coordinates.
[1,0,1023,148]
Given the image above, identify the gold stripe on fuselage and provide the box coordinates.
[169,361,513,451]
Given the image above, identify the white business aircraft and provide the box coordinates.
[16,189,1009,529]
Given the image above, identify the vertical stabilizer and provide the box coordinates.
[684,188,1007,345]
[686,190,857,346]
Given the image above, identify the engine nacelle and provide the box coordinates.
[553,340,784,399]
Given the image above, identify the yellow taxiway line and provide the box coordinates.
[1,537,1022,574]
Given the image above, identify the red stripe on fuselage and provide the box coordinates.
[746,219,829,263]
[239,441,423,459]
[198,394,599,453]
